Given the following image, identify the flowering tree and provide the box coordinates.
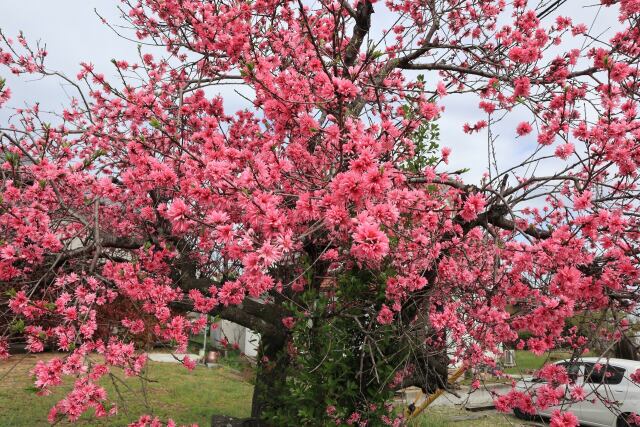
[2,0,640,425]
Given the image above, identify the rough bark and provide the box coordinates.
[209,330,288,427]
[613,334,639,361]
[393,350,449,394]
[211,415,261,427]
[250,331,290,424]
[343,0,374,67]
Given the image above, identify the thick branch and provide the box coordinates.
[215,302,284,338]
[399,62,502,80]
[176,267,286,337]
[478,206,552,239]
[102,235,144,249]
[408,177,552,239]
[343,0,374,67]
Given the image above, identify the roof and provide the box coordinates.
[558,357,640,371]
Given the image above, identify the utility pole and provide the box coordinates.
[201,314,209,362]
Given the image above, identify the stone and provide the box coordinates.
[210,415,263,427]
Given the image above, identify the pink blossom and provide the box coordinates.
[536,385,564,410]
[550,410,579,427]
[218,281,245,306]
[610,62,631,82]
[573,191,592,210]
[572,24,588,35]
[516,122,532,136]
[513,77,531,97]
[0,339,8,360]
[188,289,218,312]
[377,305,394,325]
[33,358,64,393]
[537,363,570,385]
[182,356,196,371]
[555,143,574,159]
[441,147,451,164]
[420,102,440,120]
[332,78,359,98]
[122,318,146,334]
[461,193,486,221]
[570,386,585,401]
[351,219,389,265]
[165,199,191,232]
[282,317,296,329]
[463,120,487,134]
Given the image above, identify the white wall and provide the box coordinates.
[211,320,260,358]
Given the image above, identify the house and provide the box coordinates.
[211,320,260,358]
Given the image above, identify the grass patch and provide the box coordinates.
[0,353,253,426]
[407,407,518,427]
[504,350,573,375]
[457,349,581,384]
[216,351,256,384]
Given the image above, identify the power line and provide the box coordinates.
[537,0,569,20]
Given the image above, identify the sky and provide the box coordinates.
[1,2,133,115]
[0,1,620,185]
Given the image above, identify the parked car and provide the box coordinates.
[513,357,640,426]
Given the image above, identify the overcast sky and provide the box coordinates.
[0,1,619,185]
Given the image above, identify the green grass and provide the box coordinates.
[504,350,574,375]
[407,407,519,427]
[457,349,581,385]
[0,354,253,426]
[0,350,586,426]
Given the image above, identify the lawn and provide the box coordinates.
[0,353,253,426]
[0,351,559,426]
[504,350,574,375]
[408,407,523,427]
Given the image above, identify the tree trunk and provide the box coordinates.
[250,332,290,424]
[613,334,639,361]
[211,415,260,427]
[211,332,289,427]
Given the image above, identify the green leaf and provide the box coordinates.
[149,118,162,129]
[10,319,25,333]
[4,152,19,167]
[23,386,39,394]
